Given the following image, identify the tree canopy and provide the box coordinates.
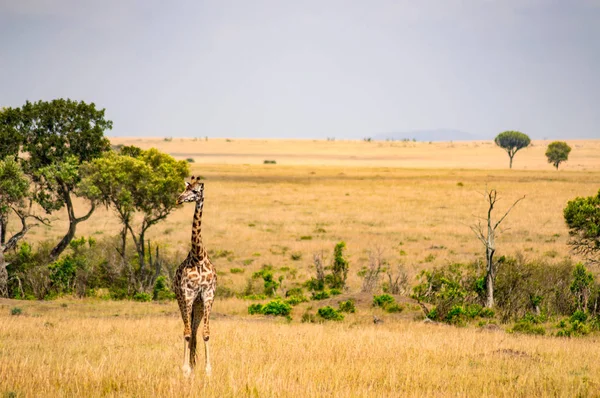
[494,131,531,169]
[545,141,572,170]
[81,147,189,287]
[7,99,113,258]
[564,190,600,262]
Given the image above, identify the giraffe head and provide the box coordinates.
[177,176,204,205]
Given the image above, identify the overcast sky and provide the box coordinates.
[1,0,599,139]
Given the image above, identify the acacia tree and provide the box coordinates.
[471,189,525,308]
[545,141,572,170]
[564,190,600,263]
[494,131,531,169]
[81,147,189,288]
[16,99,112,259]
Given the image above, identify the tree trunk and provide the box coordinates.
[50,185,95,259]
[0,251,8,298]
[0,223,8,298]
[485,246,495,308]
[509,154,513,169]
[0,214,7,246]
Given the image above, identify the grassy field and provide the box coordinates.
[2,298,600,397]
[2,138,600,396]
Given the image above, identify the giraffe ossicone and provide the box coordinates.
[173,177,217,377]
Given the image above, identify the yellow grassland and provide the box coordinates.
[1,298,600,397]
[2,138,600,397]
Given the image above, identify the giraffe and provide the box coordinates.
[173,176,217,377]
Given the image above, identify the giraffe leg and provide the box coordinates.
[177,295,194,377]
[189,298,204,369]
[201,293,214,376]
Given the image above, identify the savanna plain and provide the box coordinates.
[2,138,600,397]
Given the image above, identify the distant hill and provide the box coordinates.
[373,129,482,142]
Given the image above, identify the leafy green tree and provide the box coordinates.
[545,141,572,170]
[564,190,600,262]
[0,157,47,255]
[494,131,531,169]
[0,107,24,160]
[14,99,112,259]
[81,147,189,287]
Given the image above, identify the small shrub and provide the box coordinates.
[318,306,344,321]
[109,288,129,300]
[479,308,495,318]
[385,303,404,313]
[312,291,330,300]
[261,300,292,316]
[286,287,304,297]
[373,294,395,308]
[185,158,195,163]
[300,235,312,241]
[263,160,277,164]
[329,288,342,296]
[10,307,22,316]
[133,292,152,302]
[153,276,175,301]
[230,268,245,274]
[244,294,267,300]
[285,295,308,306]
[290,252,302,261]
[424,254,436,263]
[163,137,173,142]
[338,299,356,313]
[248,303,263,315]
[510,320,546,335]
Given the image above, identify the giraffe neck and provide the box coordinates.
[191,198,206,259]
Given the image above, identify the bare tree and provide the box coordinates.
[361,247,385,293]
[470,189,525,308]
[385,263,408,295]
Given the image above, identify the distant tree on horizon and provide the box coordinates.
[545,141,572,170]
[494,131,531,169]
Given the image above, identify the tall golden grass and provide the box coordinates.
[2,298,600,397]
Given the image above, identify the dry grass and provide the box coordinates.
[2,298,600,397]
[3,138,600,397]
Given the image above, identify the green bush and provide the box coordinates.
[285,295,308,306]
[109,288,129,300]
[373,294,395,308]
[286,287,304,297]
[330,288,342,296]
[261,300,292,316]
[153,276,175,300]
[317,306,344,321]
[243,294,268,300]
[338,299,356,313]
[10,307,22,316]
[133,292,152,302]
[263,160,277,164]
[230,268,244,274]
[248,303,263,315]
[385,303,404,313]
[312,291,330,300]
[511,321,546,335]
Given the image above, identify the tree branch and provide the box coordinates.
[494,195,526,230]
